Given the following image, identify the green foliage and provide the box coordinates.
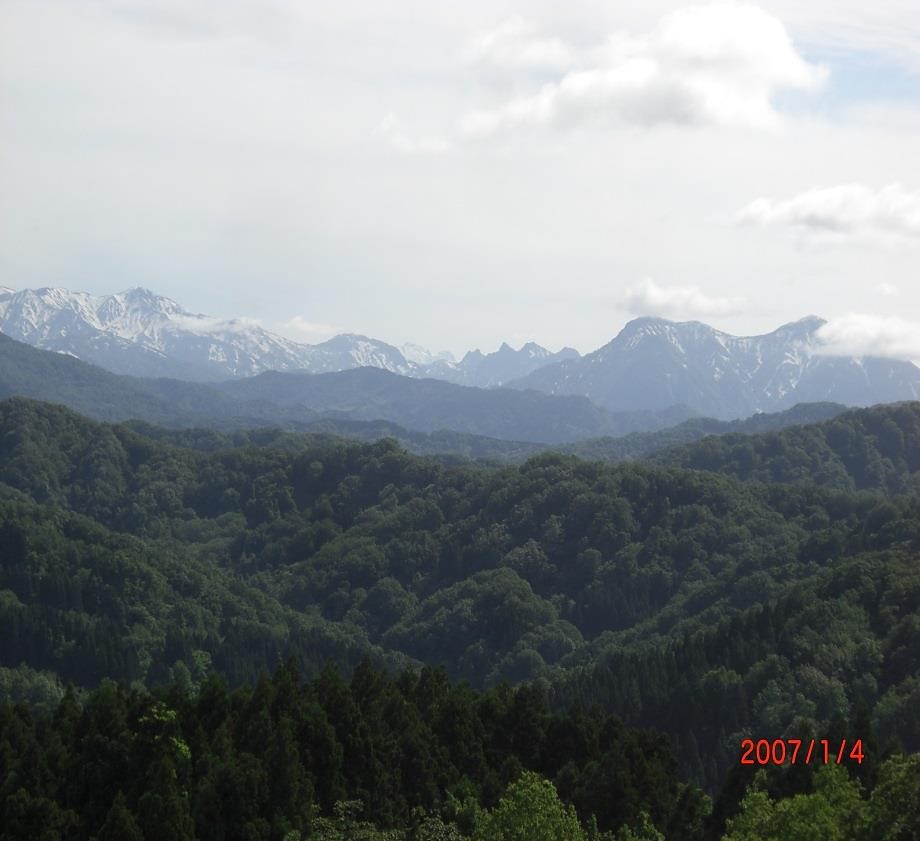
[0,663,701,840]
[473,772,586,841]
[720,759,920,841]
[866,754,920,840]
[615,812,665,841]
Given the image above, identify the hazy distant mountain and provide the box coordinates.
[0,329,695,443]
[292,400,848,462]
[0,286,577,387]
[213,367,693,443]
[511,315,920,419]
[6,286,909,421]
[447,342,581,387]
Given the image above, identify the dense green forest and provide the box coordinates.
[1,397,919,838]
[656,400,920,492]
[0,661,709,840]
[2,662,917,840]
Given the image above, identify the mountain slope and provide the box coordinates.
[0,330,210,424]
[511,316,920,418]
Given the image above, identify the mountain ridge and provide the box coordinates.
[0,330,694,443]
[4,285,919,420]
[510,314,920,418]
[0,285,575,386]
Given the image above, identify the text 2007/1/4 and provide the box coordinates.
[740,738,865,766]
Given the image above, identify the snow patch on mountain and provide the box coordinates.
[400,343,456,366]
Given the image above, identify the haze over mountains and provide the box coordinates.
[1,285,919,424]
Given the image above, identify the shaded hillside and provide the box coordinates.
[0,331,202,424]
[213,367,694,443]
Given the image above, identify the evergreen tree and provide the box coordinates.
[96,791,143,841]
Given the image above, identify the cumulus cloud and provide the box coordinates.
[622,278,746,318]
[738,183,920,244]
[815,314,920,361]
[460,2,826,138]
[281,316,343,343]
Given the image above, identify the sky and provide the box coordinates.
[1,0,919,359]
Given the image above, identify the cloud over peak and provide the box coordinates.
[623,279,746,318]
[816,314,920,362]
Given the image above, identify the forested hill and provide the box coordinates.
[1,396,919,800]
[655,401,920,492]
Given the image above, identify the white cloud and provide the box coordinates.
[281,316,344,343]
[460,2,826,138]
[170,315,264,334]
[373,113,453,155]
[622,278,746,318]
[815,314,920,361]
[876,282,900,297]
[4,1,920,357]
[468,17,574,71]
[737,183,920,244]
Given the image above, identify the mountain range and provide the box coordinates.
[0,330,693,443]
[509,314,920,418]
[0,286,576,386]
[2,284,919,421]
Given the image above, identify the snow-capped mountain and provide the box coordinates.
[7,286,912,418]
[0,286,572,385]
[0,287,420,381]
[510,315,920,419]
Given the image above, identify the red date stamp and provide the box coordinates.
[740,738,864,766]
